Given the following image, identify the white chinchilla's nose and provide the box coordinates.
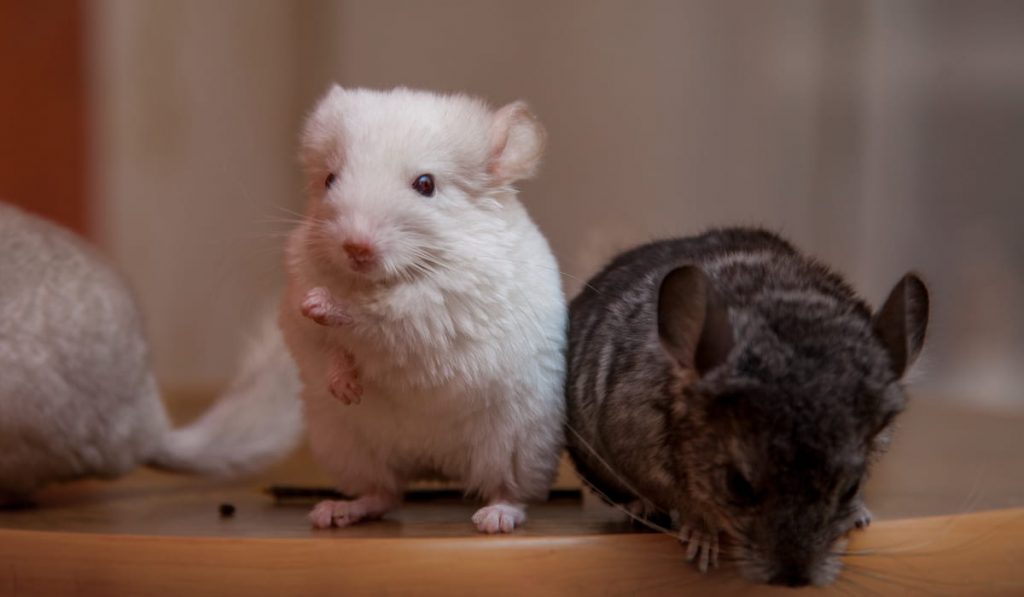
[342,240,376,271]
[332,210,380,272]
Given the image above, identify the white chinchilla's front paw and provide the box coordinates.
[301,287,352,327]
[328,349,362,405]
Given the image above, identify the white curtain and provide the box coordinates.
[90,0,1024,406]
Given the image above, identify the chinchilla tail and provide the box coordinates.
[147,308,304,477]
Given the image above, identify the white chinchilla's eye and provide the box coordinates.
[325,173,337,189]
[411,174,435,197]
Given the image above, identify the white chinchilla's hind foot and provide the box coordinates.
[308,493,399,529]
[679,520,720,573]
[472,501,527,534]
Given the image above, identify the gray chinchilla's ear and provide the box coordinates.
[658,265,734,376]
[873,273,929,377]
[488,101,546,185]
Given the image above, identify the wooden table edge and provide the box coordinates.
[2,507,1022,596]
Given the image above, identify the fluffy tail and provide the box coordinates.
[147,311,304,477]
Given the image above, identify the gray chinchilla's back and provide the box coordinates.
[0,202,168,499]
[0,202,303,503]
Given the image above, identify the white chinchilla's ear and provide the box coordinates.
[301,85,347,176]
[488,101,547,185]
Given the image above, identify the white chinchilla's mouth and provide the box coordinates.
[346,259,375,275]
[343,257,432,286]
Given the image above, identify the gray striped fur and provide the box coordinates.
[565,227,928,586]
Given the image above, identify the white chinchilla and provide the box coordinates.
[0,202,302,503]
[279,86,567,533]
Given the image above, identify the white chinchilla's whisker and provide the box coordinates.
[418,256,447,273]
[474,254,603,295]
[255,219,309,231]
[257,210,309,224]
[270,203,310,221]
[388,239,595,295]
[410,249,447,273]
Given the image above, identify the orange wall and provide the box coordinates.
[0,0,88,236]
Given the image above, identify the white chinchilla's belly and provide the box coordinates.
[301,375,524,492]
[297,299,566,497]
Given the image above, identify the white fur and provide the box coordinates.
[280,87,566,532]
[147,312,303,476]
[0,203,303,502]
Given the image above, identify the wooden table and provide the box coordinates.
[2,397,1022,595]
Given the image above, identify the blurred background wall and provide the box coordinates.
[3,0,1022,407]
